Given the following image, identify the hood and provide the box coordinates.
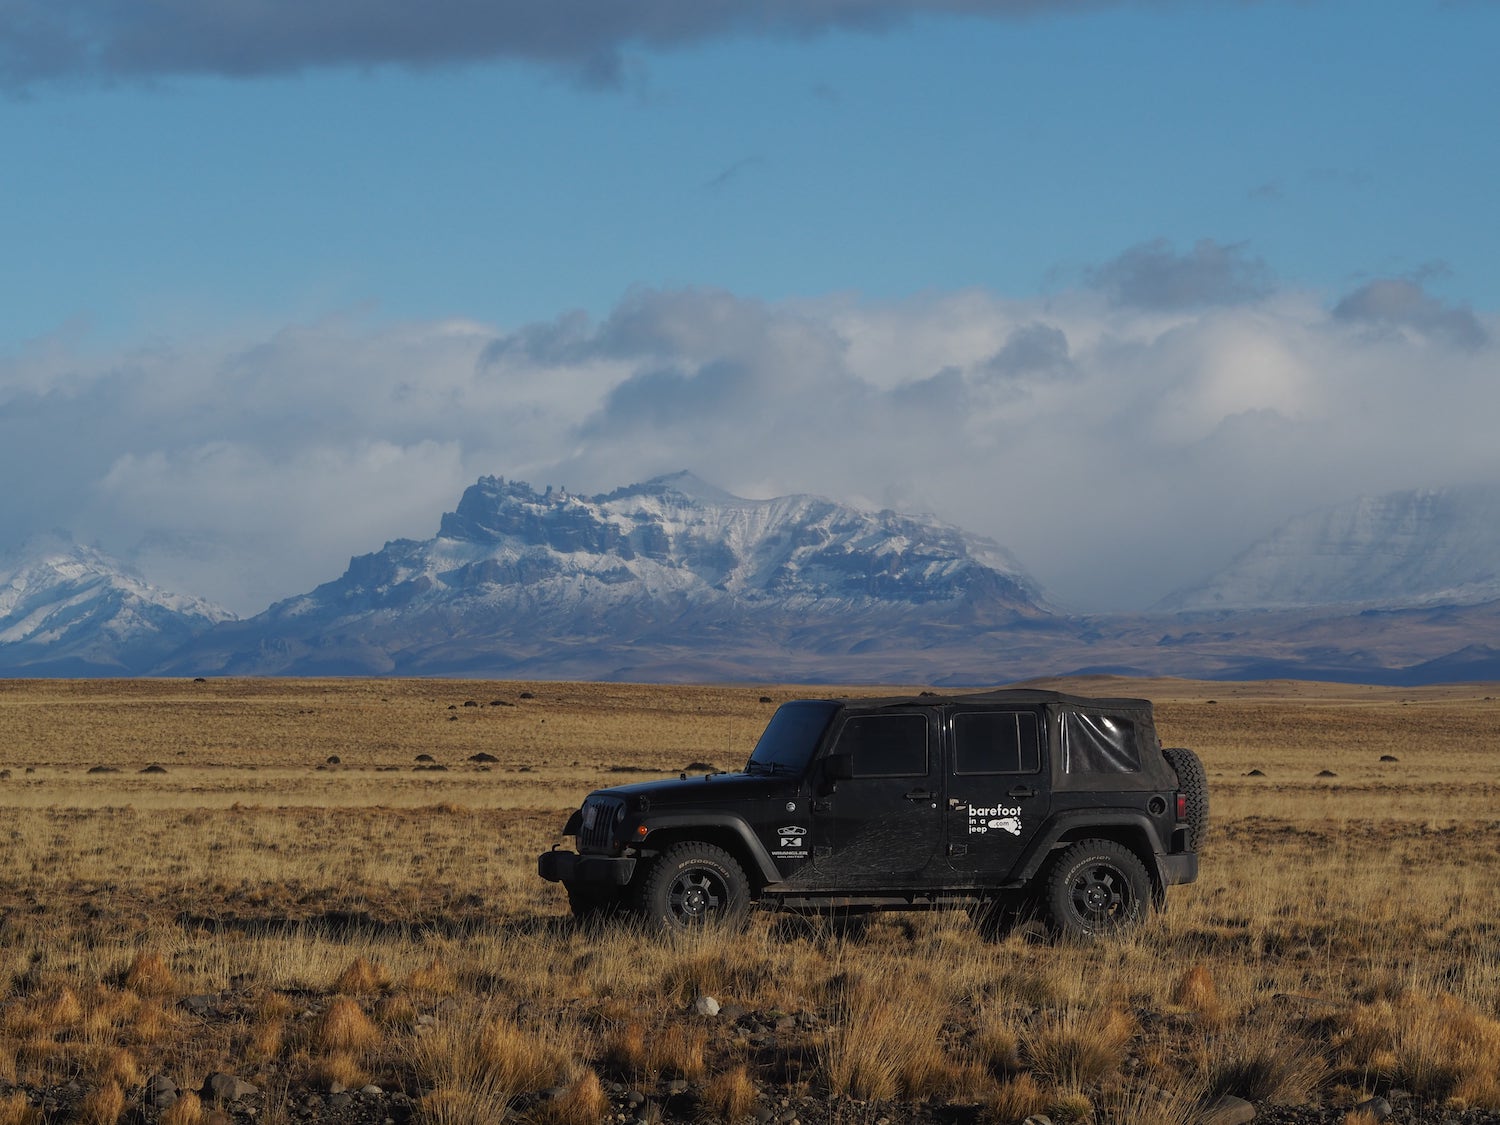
[595,770,792,805]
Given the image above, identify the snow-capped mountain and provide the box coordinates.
[0,536,236,674]
[169,472,1051,678]
[1159,486,1500,612]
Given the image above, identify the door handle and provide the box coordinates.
[1007,786,1035,799]
[811,799,831,813]
[904,788,932,801]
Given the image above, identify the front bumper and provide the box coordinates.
[537,848,637,887]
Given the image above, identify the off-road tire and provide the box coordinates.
[1041,839,1151,938]
[636,842,750,930]
[1163,746,1209,851]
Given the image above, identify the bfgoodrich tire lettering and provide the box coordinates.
[1042,840,1151,938]
[637,842,750,930]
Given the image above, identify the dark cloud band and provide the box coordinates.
[2,0,1120,89]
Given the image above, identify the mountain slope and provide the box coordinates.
[1159,486,1500,612]
[169,473,1052,677]
[0,536,236,674]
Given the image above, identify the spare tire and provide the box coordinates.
[1163,746,1209,851]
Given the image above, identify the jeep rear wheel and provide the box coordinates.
[1042,840,1150,938]
[637,842,750,930]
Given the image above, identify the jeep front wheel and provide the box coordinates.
[1042,840,1150,938]
[637,842,750,930]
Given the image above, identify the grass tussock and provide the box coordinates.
[123,953,177,999]
[334,957,391,995]
[78,1081,124,1125]
[316,997,383,1053]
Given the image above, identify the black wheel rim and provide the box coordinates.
[1068,861,1132,926]
[668,867,727,923]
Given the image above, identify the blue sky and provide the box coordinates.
[2,0,1498,614]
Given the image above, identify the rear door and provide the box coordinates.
[808,708,943,887]
[942,707,1050,883]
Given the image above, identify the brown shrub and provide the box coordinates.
[79,1081,125,1125]
[317,997,383,1053]
[988,1072,1048,1121]
[334,957,391,995]
[601,1020,647,1075]
[407,958,458,996]
[531,1070,610,1125]
[645,1024,706,1081]
[123,953,177,999]
[1172,963,1220,1019]
[702,1064,759,1122]
[1024,1007,1136,1089]
[160,1091,204,1125]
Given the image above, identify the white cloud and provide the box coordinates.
[3,271,1495,615]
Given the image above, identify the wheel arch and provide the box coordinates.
[639,815,779,891]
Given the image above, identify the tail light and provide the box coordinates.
[1176,792,1188,821]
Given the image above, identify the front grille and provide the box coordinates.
[577,795,625,853]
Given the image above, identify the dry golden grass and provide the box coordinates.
[0,675,1498,1122]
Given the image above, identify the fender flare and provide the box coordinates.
[1013,810,1172,887]
[639,813,782,885]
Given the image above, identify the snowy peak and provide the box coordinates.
[0,537,235,673]
[1159,485,1500,611]
[345,473,1047,612]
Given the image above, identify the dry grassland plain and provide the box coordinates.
[1,676,1499,1125]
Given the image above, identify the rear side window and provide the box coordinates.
[953,711,1041,775]
[835,713,929,778]
[1062,712,1140,774]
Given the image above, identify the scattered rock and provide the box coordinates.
[1022,1116,1053,1125]
[691,995,721,1017]
[468,752,500,763]
[1200,1095,1255,1125]
[759,696,773,703]
[1379,754,1399,762]
[139,764,168,774]
[490,699,514,707]
[519,691,535,699]
[1355,1095,1393,1120]
[193,677,207,683]
[201,1073,258,1102]
[1316,769,1337,777]
[462,700,479,708]
[415,754,435,762]
[179,995,216,1016]
[86,765,119,774]
[326,755,341,765]
[414,764,449,772]
[147,1075,179,1109]
[1246,769,1265,777]
[360,1085,383,1096]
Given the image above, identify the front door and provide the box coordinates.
[943,708,1050,883]
[810,709,942,887]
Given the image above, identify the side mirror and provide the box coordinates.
[824,752,854,781]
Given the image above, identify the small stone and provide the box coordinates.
[1316,769,1337,777]
[691,995,721,1017]
[1022,1117,1052,1125]
[328,1082,346,1095]
[1354,1096,1392,1120]
[667,1080,689,1096]
[180,995,215,1016]
[1200,1095,1255,1125]
[328,1093,353,1110]
[626,1091,645,1107]
[201,1073,258,1102]
[361,1085,383,1096]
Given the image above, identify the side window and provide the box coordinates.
[1062,712,1140,773]
[953,711,1041,775]
[834,714,929,778]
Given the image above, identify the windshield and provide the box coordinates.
[746,701,839,775]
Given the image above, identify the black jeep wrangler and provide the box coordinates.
[538,689,1205,937]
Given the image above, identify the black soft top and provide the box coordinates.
[818,689,1170,792]
[834,688,1153,712]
